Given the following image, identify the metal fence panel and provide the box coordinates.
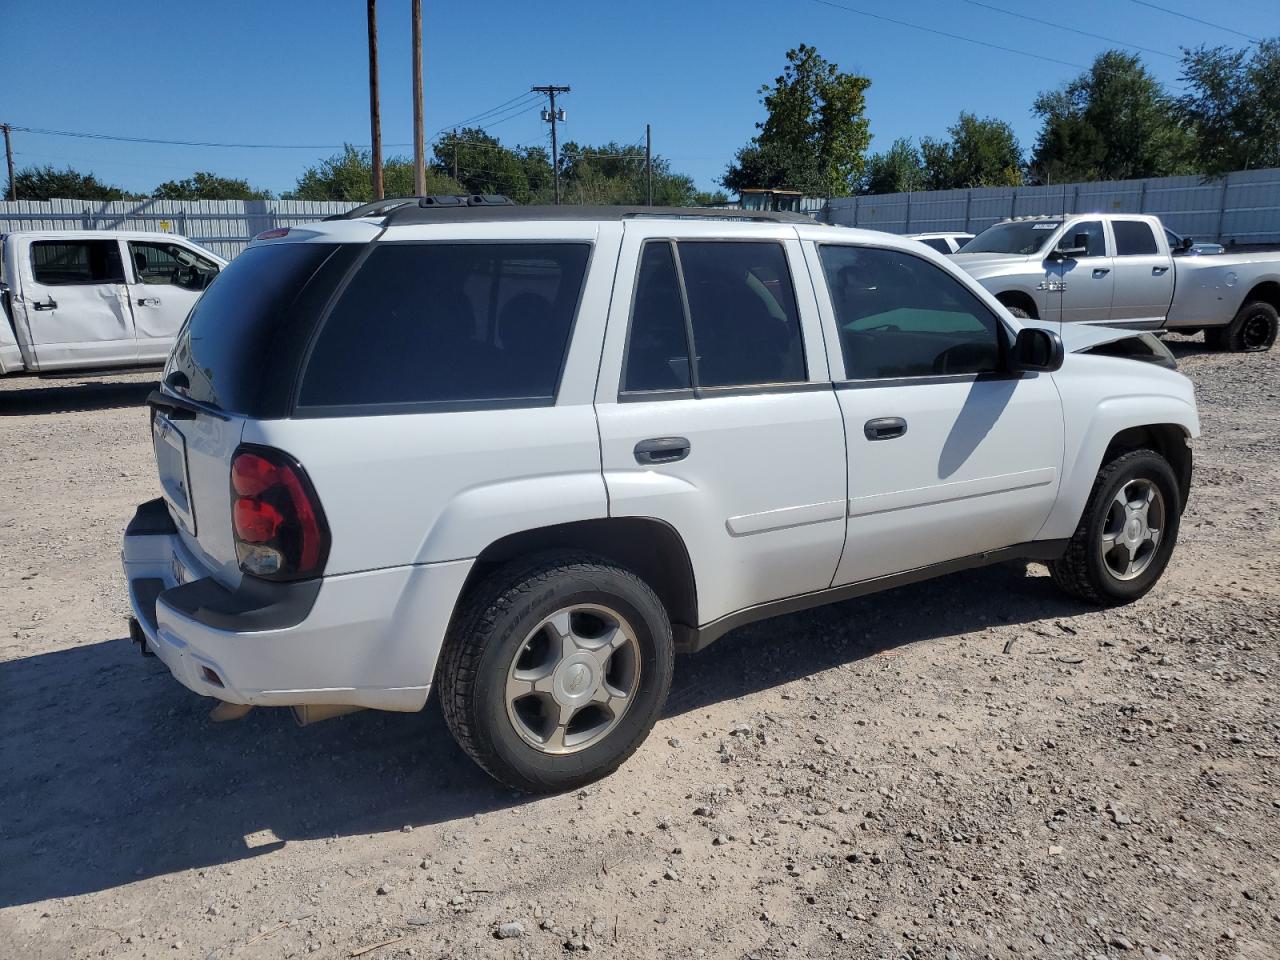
[819,168,1280,245]
[0,199,357,259]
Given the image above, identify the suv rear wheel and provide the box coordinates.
[438,552,674,793]
[1049,449,1181,605]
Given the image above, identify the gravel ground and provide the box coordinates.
[1,338,1277,960]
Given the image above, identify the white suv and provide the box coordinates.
[123,198,1199,792]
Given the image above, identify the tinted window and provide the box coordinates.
[166,242,340,413]
[299,242,590,410]
[819,245,1002,379]
[678,241,805,387]
[919,237,951,254]
[31,240,125,285]
[1062,221,1106,257]
[623,242,691,392]
[129,241,219,290]
[1113,220,1158,256]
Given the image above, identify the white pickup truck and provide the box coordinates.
[951,214,1279,352]
[0,230,225,376]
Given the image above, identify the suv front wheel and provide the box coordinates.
[438,553,674,793]
[1049,448,1181,604]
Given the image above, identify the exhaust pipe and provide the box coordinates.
[209,701,254,722]
[291,704,365,727]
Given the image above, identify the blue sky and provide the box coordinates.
[1,0,1272,196]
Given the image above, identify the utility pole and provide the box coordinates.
[2,124,15,201]
[411,0,426,195]
[645,123,652,206]
[452,130,459,183]
[366,0,384,199]
[532,85,570,204]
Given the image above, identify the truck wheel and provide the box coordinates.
[1049,449,1181,605]
[1205,300,1278,352]
[438,552,674,793]
[1004,305,1033,320]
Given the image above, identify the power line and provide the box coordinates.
[960,0,1178,58]
[804,0,1093,70]
[431,91,541,138]
[1128,0,1261,43]
[6,125,378,150]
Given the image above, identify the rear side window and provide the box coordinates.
[298,242,591,412]
[30,240,125,285]
[819,245,1002,379]
[165,242,341,414]
[622,240,805,393]
[918,237,951,254]
[1113,220,1159,256]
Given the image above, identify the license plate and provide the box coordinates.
[152,413,197,537]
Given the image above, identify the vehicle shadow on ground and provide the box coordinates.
[0,561,1085,908]
[1161,336,1215,359]
[0,378,156,416]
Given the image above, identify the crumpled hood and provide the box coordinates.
[1021,320,1152,353]
[949,251,1033,278]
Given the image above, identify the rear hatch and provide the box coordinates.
[150,238,362,587]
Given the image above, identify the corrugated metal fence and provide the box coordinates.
[822,167,1280,245]
[0,199,358,259]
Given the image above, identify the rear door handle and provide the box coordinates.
[31,297,57,311]
[1152,265,1169,275]
[137,297,161,307]
[1092,268,1111,278]
[634,437,690,464]
[864,417,907,441]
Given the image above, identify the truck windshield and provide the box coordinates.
[963,221,1062,256]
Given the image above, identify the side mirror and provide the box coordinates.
[1180,236,1195,252]
[1050,235,1090,260]
[1010,327,1064,373]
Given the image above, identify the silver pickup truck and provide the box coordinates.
[950,213,1279,352]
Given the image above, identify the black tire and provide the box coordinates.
[1205,300,1278,352]
[1049,449,1181,605]
[1004,305,1033,320]
[437,552,674,793]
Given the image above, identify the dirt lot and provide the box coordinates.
[1,339,1277,960]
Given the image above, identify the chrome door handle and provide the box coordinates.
[1152,266,1169,275]
[137,297,161,307]
[634,437,690,464]
[864,417,907,441]
[31,297,57,311]
[1092,268,1110,278]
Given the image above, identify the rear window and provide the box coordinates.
[297,242,591,413]
[31,240,125,285]
[1113,220,1159,256]
[165,242,340,413]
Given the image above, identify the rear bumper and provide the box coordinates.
[122,498,473,712]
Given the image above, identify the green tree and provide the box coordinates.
[920,114,1023,190]
[11,164,133,201]
[433,128,533,202]
[1179,39,1280,175]
[1031,50,1193,182]
[861,138,925,195]
[152,170,272,200]
[558,142,715,206]
[722,44,872,197]
[288,145,463,201]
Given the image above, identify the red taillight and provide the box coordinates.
[229,446,329,580]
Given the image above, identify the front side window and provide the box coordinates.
[622,240,806,392]
[1061,220,1106,257]
[30,240,125,285]
[129,241,219,290]
[1113,220,1158,257]
[819,245,1003,380]
[299,242,591,410]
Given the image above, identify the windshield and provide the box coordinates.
[963,221,1062,255]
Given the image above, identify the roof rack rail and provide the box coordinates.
[379,203,815,226]
[329,194,516,221]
